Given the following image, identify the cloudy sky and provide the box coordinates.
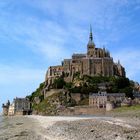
[0,0,140,110]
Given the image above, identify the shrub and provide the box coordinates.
[53,77,66,89]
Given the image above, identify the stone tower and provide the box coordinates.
[2,100,10,116]
[87,26,95,57]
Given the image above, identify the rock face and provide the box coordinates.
[34,97,41,104]
[27,60,137,115]
[44,89,64,99]
[32,91,76,115]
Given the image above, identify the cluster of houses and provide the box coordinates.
[2,91,140,116]
[2,81,140,116]
[89,91,126,111]
[2,97,32,116]
[89,83,140,111]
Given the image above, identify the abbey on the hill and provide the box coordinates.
[45,27,125,85]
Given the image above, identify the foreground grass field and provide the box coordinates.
[107,105,140,118]
[113,105,140,112]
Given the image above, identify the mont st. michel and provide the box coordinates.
[45,26,125,87]
[1,0,140,139]
[1,27,140,140]
[2,27,140,116]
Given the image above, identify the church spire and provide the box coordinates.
[89,25,93,41]
[88,25,95,46]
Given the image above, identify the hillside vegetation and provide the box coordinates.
[27,74,135,115]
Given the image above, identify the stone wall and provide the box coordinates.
[106,101,115,111]
[15,111,30,115]
[15,111,24,115]
[59,106,106,115]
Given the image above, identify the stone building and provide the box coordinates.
[45,65,64,87]
[2,98,32,116]
[2,100,10,116]
[14,98,32,115]
[8,103,15,116]
[89,91,125,110]
[45,27,125,85]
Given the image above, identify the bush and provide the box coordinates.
[64,82,73,89]
[53,77,66,89]
[78,98,89,105]
[119,87,133,98]
[70,86,81,93]
[73,72,80,79]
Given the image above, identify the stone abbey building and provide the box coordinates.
[45,27,125,85]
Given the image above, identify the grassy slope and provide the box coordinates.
[113,105,140,112]
[107,105,140,118]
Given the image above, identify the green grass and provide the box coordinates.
[113,105,140,113]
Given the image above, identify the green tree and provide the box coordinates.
[115,77,130,89]
[119,87,133,98]
[64,82,73,90]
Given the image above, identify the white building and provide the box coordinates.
[8,103,15,116]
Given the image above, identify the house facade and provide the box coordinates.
[89,91,125,109]
[2,98,32,116]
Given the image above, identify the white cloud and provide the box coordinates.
[0,0,134,55]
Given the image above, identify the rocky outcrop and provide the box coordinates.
[32,91,76,115]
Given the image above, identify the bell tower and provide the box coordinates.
[87,25,95,57]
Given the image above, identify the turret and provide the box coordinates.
[114,60,126,77]
[2,103,9,116]
[7,100,10,106]
[105,50,110,57]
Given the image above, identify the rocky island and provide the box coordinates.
[24,28,140,116]
[1,27,140,140]
[3,27,140,116]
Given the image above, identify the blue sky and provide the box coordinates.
[0,0,140,111]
